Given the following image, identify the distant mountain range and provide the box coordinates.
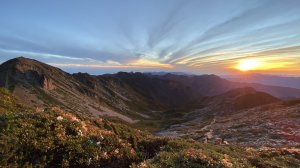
[0,57,300,147]
[226,73,300,89]
[1,57,300,121]
[143,71,193,76]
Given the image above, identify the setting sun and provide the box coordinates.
[235,59,261,71]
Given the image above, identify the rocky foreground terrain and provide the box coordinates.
[0,57,300,167]
[157,89,300,147]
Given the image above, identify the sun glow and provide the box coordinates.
[235,59,261,71]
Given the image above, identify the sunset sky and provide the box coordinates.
[0,0,300,75]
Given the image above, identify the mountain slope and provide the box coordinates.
[0,57,140,123]
[157,88,300,147]
[1,88,299,167]
[159,73,300,98]
[74,72,200,110]
[1,57,300,127]
[0,57,203,124]
[200,87,280,110]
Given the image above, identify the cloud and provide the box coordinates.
[0,48,99,62]
[1,0,300,75]
[49,63,129,69]
[127,58,173,68]
[166,0,300,66]
[50,58,173,69]
[146,0,188,49]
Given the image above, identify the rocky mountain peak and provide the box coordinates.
[0,57,65,90]
[1,57,59,75]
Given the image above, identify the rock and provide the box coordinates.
[204,129,213,139]
[42,75,55,90]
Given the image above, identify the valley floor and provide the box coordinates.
[156,103,300,148]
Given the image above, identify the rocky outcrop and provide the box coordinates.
[0,57,59,90]
[42,75,55,90]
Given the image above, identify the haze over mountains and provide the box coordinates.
[226,73,300,89]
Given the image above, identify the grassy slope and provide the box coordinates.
[0,88,299,168]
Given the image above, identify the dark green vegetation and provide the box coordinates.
[1,88,300,168]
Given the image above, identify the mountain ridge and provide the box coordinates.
[1,57,300,125]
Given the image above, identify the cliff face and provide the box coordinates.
[42,75,55,90]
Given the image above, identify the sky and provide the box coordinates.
[0,0,300,75]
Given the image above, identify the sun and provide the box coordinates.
[235,59,261,71]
